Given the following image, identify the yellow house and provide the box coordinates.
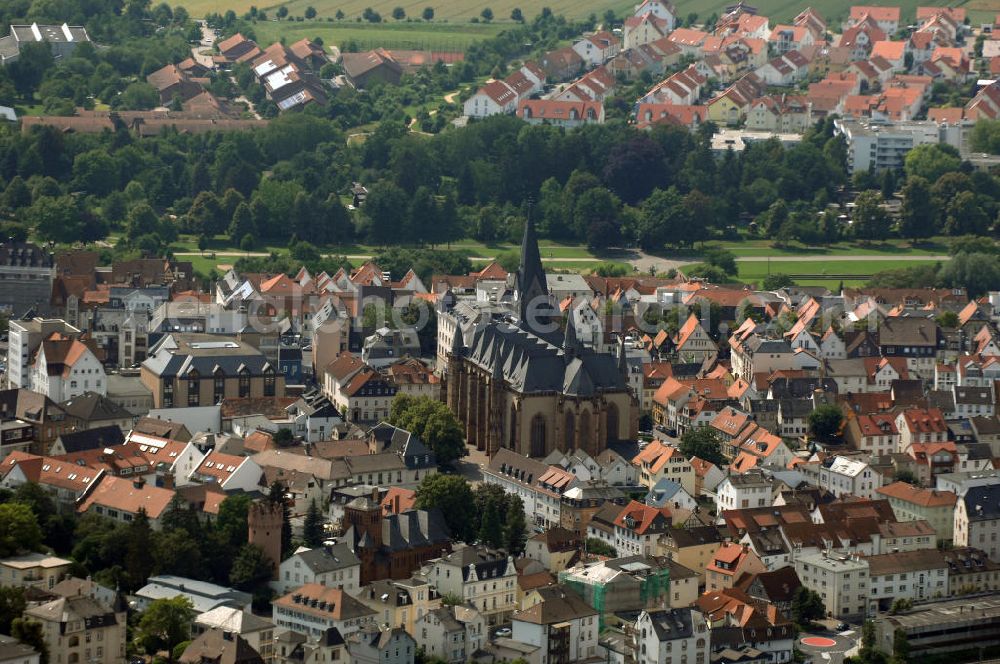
[632,440,696,494]
[0,553,72,590]
[877,481,957,543]
[708,93,745,125]
[705,542,767,592]
[657,525,725,581]
[354,577,441,636]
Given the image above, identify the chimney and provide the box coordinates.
[133,478,145,489]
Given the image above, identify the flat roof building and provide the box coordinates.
[873,595,1000,659]
[0,23,90,64]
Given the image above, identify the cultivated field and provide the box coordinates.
[178,0,994,28]
[252,18,504,51]
[177,0,634,21]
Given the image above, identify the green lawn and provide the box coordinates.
[698,238,952,258]
[736,257,944,286]
[251,18,505,51]
[170,233,951,283]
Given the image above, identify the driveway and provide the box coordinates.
[189,22,216,69]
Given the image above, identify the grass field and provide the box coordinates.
[178,0,633,22]
[251,18,506,51]
[178,0,995,36]
[697,238,952,258]
[735,257,944,289]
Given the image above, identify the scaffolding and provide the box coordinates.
[559,563,670,629]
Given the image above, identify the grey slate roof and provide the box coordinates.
[382,508,450,551]
[60,392,133,422]
[645,478,685,508]
[438,545,511,582]
[57,425,125,453]
[878,317,940,347]
[963,484,1000,520]
[295,544,360,574]
[464,320,627,396]
[646,608,695,641]
[367,422,435,467]
[143,333,272,379]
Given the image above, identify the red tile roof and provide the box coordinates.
[613,500,671,535]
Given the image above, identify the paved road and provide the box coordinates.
[797,625,860,664]
[189,22,216,69]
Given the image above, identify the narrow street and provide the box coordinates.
[189,21,216,69]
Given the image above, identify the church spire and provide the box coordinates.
[564,306,582,362]
[517,211,548,322]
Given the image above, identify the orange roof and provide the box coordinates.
[473,261,508,279]
[669,28,710,46]
[927,106,964,123]
[850,6,900,22]
[273,584,374,621]
[899,407,947,433]
[675,313,707,349]
[916,6,964,21]
[613,500,671,535]
[857,413,898,437]
[711,407,754,438]
[632,440,686,473]
[77,474,175,518]
[932,46,967,69]
[706,542,756,577]
[3,451,102,493]
[730,451,761,472]
[193,451,247,482]
[876,482,956,507]
[871,40,906,61]
[381,486,417,515]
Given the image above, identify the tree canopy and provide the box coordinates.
[390,394,466,466]
[678,428,725,467]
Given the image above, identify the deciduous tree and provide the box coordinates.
[678,428,724,467]
[135,596,192,663]
[415,474,475,542]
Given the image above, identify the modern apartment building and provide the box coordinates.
[140,333,284,408]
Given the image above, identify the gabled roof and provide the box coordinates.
[613,500,671,535]
[77,474,175,518]
[850,6,901,22]
[877,481,956,507]
[513,586,596,625]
